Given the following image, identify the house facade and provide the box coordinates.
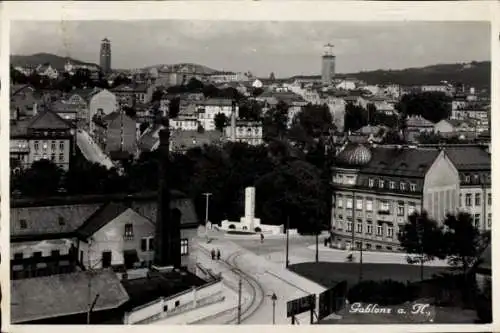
[223,120,263,146]
[330,144,460,251]
[10,110,73,171]
[197,98,238,131]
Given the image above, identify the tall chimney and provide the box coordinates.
[154,129,181,268]
[231,100,236,141]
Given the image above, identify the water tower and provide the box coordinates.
[321,43,336,85]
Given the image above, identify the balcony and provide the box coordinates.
[377,213,394,223]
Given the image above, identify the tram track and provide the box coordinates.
[194,245,266,324]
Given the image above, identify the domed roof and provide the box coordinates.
[336,143,372,167]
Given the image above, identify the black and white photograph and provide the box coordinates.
[5,2,494,328]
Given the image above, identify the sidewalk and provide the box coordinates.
[196,237,326,325]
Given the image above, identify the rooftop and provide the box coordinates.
[121,269,206,310]
[11,270,129,324]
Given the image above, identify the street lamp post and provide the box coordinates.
[286,215,290,268]
[270,293,278,324]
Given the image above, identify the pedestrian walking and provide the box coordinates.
[260,233,264,243]
[211,248,216,260]
[216,249,221,260]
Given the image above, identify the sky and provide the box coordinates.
[10,20,490,78]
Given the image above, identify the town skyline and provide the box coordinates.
[11,20,490,77]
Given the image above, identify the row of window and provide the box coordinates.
[335,220,396,238]
[33,140,66,152]
[462,174,489,184]
[33,153,66,163]
[13,250,61,260]
[336,196,417,216]
[368,179,417,192]
[461,193,491,207]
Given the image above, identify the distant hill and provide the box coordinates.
[145,63,219,75]
[10,53,100,71]
[289,61,491,89]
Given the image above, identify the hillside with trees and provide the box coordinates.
[11,53,100,71]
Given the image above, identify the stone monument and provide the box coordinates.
[240,187,261,230]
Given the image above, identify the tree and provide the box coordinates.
[186,77,204,92]
[169,97,181,118]
[239,100,263,121]
[398,211,446,281]
[396,92,452,123]
[65,160,126,194]
[262,100,289,141]
[14,160,64,197]
[442,212,482,277]
[123,106,136,118]
[252,87,264,97]
[344,102,368,132]
[255,160,327,233]
[292,103,334,139]
[214,113,228,132]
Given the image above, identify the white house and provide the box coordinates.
[197,98,238,131]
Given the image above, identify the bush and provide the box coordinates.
[255,227,262,232]
[347,279,416,306]
[228,224,236,229]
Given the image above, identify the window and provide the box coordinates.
[474,214,480,229]
[58,216,65,226]
[387,226,394,238]
[51,250,60,257]
[389,181,395,189]
[465,175,470,183]
[366,244,372,250]
[141,238,147,251]
[33,251,42,259]
[346,198,353,209]
[51,141,56,150]
[163,305,169,312]
[34,141,39,151]
[379,200,389,212]
[124,223,134,239]
[51,153,56,161]
[397,202,405,216]
[408,203,416,215]
[356,199,363,210]
[366,199,373,212]
[410,183,416,191]
[175,300,180,307]
[14,253,23,260]
[102,251,112,268]
[368,179,374,187]
[475,193,481,206]
[366,223,373,235]
[459,194,462,206]
[347,221,353,232]
[59,141,65,150]
[148,238,154,251]
[488,193,492,206]
[356,219,363,233]
[400,182,406,191]
[181,239,189,255]
[19,219,27,229]
[376,224,383,236]
[488,213,491,228]
[379,180,384,188]
[465,193,472,207]
[337,196,343,208]
[59,153,65,162]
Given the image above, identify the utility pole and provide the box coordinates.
[315,224,319,263]
[270,293,277,325]
[286,216,290,268]
[202,192,212,226]
[237,277,242,324]
[87,239,92,325]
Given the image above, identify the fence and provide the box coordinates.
[123,277,224,324]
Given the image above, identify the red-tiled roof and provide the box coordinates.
[11,270,130,323]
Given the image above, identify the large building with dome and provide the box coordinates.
[330,143,461,252]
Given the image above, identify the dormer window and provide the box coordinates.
[389,181,395,189]
[473,174,479,183]
[465,175,471,183]
[19,219,27,229]
[410,183,417,191]
[379,180,384,188]
[368,179,374,187]
[400,182,406,191]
